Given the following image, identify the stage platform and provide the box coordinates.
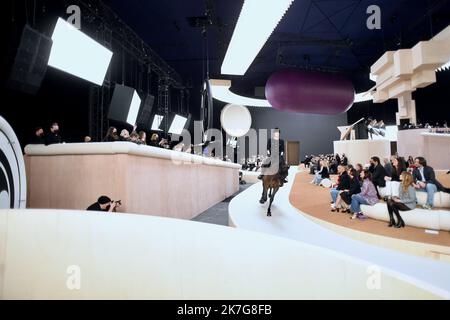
[25,142,240,220]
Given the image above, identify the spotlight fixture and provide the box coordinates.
[221,0,294,75]
[48,18,113,85]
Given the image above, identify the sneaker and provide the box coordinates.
[422,204,432,210]
[357,213,368,220]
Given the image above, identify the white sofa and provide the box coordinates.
[361,203,450,231]
[362,181,450,231]
[378,181,450,208]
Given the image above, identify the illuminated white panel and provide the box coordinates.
[221,0,294,75]
[372,125,398,142]
[354,91,374,103]
[168,115,188,135]
[151,115,164,131]
[126,91,141,126]
[48,18,113,85]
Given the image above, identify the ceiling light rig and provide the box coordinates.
[221,0,294,75]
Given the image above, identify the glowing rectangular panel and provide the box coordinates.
[221,0,293,75]
[168,115,188,135]
[127,91,141,126]
[48,18,113,85]
[151,115,164,131]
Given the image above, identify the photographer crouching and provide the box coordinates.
[87,196,121,213]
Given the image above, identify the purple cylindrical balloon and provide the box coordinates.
[265,69,355,115]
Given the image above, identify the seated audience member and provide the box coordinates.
[159,138,170,149]
[138,131,147,145]
[87,196,120,212]
[383,158,394,178]
[119,129,130,141]
[330,165,350,209]
[407,156,414,167]
[369,156,387,197]
[104,127,119,142]
[130,132,140,144]
[149,134,160,147]
[412,157,450,209]
[386,172,417,228]
[350,170,379,220]
[45,122,62,145]
[333,168,361,213]
[84,136,92,143]
[335,154,341,166]
[355,163,364,177]
[312,160,330,185]
[31,127,45,144]
[385,156,406,182]
[341,154,348,166]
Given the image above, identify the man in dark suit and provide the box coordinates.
[369,156,387,198]
[412,157,449,209]
[45,122,62,145]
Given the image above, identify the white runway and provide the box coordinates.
[229,168,450,298]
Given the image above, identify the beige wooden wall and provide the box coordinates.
[25,154,239,220]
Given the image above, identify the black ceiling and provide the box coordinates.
[104,0,450,95]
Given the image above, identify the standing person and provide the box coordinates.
[369,156,387,197]
[45,122,62,145]
[31,127,45,144]
[412,157,449,209]
[350,170,379,220]
[104,127,119,142]
[258,128,287,183]
[148,134,160,147]
[386,172,417,228]
[138,131,147,145]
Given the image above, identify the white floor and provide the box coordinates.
[229,167,450,299]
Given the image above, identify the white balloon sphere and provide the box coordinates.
[220,104,252,138]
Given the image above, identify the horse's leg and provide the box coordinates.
[259,182,268,204]
[267,187,279,217]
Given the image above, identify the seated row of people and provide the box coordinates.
[322,155,449,227]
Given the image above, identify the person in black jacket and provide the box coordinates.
[103,127,119,142]
[258,128,288,183]
[333,168,361,212]
[369,156,387,197]
[330,165,351,208]
[412,157,450,209]
[31,127,45,144]
[45,122,62,145]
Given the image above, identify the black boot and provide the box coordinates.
[394,212,405,228]
[388,211,395,227]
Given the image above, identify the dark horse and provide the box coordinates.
[259,165,290,217]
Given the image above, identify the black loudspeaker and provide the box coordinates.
[8,25,52,95]
[108,84,136,124]
[136,94,155,130]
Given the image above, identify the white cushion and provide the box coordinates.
[416,191,442,208]
[320,179,333,188]
[439,192,450,208]
[378,181,400,197]
[361,203,450,231]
